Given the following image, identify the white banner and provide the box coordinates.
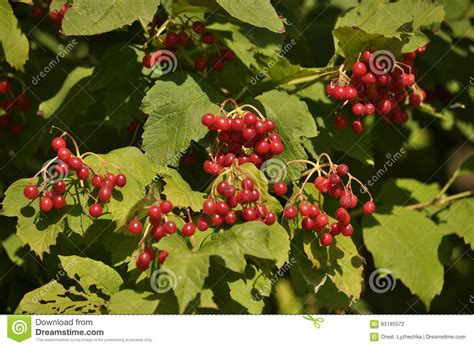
[1,315,472,346]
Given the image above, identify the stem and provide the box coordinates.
[144,18,171,48]
[51,126,81,156]
[406,191,472,209]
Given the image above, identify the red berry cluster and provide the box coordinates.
[126,199,175,270]
[201,100,284,175]
[327,47,427,134]
[142,19,236,72]
[49,2,72,30]
[22,130,126,218]
[274,157,375,246]
[0,78,32,136]
[199,173,276,230]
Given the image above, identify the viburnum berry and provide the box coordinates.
[273,181,287,196]
[352,103,366,117]
[182,222,196,236]
[336,164,349,176]
[363,201,376,214]
[143,53,156,68]
[302,217,315,231]
[24,184,39,200]
[164,32,179,47]
[52,137,66,151]
[242,207,257,221]
[160,200,173,213]
[192,21,205,34]
[314,214,329,232]
[40,197,53,212]
[52,181,67,195]
[201,32,215,44]
[284,206,297,219]
[115,173,127,187]
[336,114,348,129]
[224,211,237,225]
[158,251,169,265]
[164,221,177,234]
[0,80,11,94]
[76,166,90,180]
[89,203,103,218]
[341,223,354,237]
[194,57,207,71]
[197,217,210,231]
[314,176,329,193]
[352,61,367,75]
[128,218,143,235]
[320,233,333,246]
[352,120,364,133]
[68,156,83,171]
[152,225,166,240]
[265,211,276,225]
[136,251,151,271]
[98,187,112,202]
[52,195,66,209]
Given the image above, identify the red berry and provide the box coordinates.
[0,80,11,94]
[57,148,71,162]
[212,57,225,71]
[158,251,169,264]
[40,197,53,212]
[136,251,151,270]
[152,225,166,240]
[24,184,39,200]
[164,32,179,47]
[362,50,373,62]
[299,203,310,216]
[91,175,102,188]
[194,57,207,71]
[178,31,189,45]
[98,187,112,202]
[284,206,297,219]
[377,99,392,114]
[110,172,124,187]
[197,217,209,231]
[352,120,364,133]
[332,85,347,100]
[201,113,215,127]
[362,72,376,85]
[409,93,422,108]
[336,164,349,176]
[363,201,376,214]
[273,181,287,195]
[52,137,66,151]
[335,207,350,225]
[89,203,103,218]
[330,223,341,236]
[242,208,257,221]
[160,200,173,214]
[164,221,177,234]
[352,103,366,117]
[241,177,254,190]
[265,211,276,225]
[302,217,315,230]
[339,191,353,209]
[68,156,83,171]
[220,48,236,61]
[269,141,284,155]
[314,176,329,193]
[224,211,237,225]
[52,181,67,195]
[244,112,257,126]
[76,166,90,180]
[192,21,205,34]
[52,195,66,209]
[182,222,196,236]
[128,218,143,235]
[328,173,341,185]
[143,53,156,68]
[345,86,358,100]
[336,114,348,129]
[148,205,162,224]
[352,61,367,75]
[341,223,354,237]
[203,199,216,215]
[216,201,230,216]
[202,32,215,44]
[320,233,333,246]
[315,214,328,231]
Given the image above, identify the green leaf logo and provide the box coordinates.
[7,315,32,342]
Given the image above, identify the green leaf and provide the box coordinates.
[216,0,284,33]
[38,66,94,119]
[156,221,290,312]
[363,207,446,309]
[16,255,123,314]
[58,255,123,296]
[445,199,474,250]
[303,232,363,302]
[1,178,67,259]
[161,168,206,212]
[141,72,222,166]
[108,290,158,314]
[0,0,29,70]
[60,0,161,36]
[255,90,318,181]
[83,147,157,226]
